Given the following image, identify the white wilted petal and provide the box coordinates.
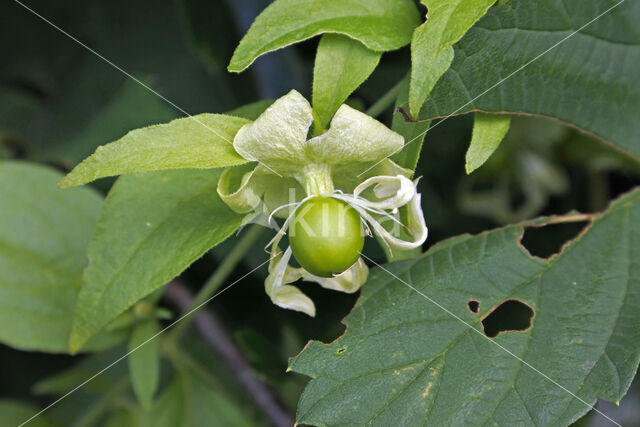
[302,258,369,293]
[270,285,316,316]
[353,175,415,210]
[265,245,316,317]
[217,165,264,213]
[338,176,428,250]
[233,90,313,174]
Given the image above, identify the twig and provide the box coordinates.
[165,282,294,427]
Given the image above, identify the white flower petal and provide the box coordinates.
[264,245,316,317]
[269,285,316,317]
[233,90,313,174]
[332,158,412,193]
[217,164,264,213]
[338,177,428,250]
[301,258,368,293]
[353,175,415,210]
[307,104,404,166]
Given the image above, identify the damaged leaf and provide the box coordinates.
[290,189,640,426]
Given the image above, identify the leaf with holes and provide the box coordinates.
[59,114,249,189]
[418,0,640,158]
[228,0,421,72]
[289,189,640,426]
[69,169,244,352]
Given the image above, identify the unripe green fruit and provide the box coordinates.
[289,197,364,277]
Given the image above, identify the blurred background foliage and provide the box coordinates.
[1,0,639,425]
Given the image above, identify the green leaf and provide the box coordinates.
[313,34,381,128]
[409,0,496,117]
[0,400,55,427]
[59,114,250,189]
[128,320,160,409]
[102,409,139,427]
[0,162,124,353]
[466,113,511,174]
[419,0,640,158]
[391,76,431,171]
[228,0,421,72]
[142,365,254,427]
[69,169,244,352]
[34,348,128,397]
[290,189,640,425]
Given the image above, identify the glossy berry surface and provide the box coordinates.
[289,197,364,277]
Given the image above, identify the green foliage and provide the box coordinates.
[0,162,124,353]
[466,113,511,174]
[34,348,128,397]
[409,0,496,117]
[142,362,255,427]
[290,189,640,425]
[391,77,430,170]
[2,0,639,425]
[128,320,160,409]
[69,169,244,352]
[313,34,381,129]
[59,114,249,188]
[228,0,421,72]
[0,400,54,427]
[418,0,640,158]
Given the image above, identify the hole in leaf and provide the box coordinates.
[336,346,347,355]
[467,299,480,314]
[520,220,590,259]
[481,299,534,338]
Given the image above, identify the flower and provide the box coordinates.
[218,90,428,316]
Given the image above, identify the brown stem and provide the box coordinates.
[165,282,294,427]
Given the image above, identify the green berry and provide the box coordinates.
[289,197,364,277]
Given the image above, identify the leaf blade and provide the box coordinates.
[465,112,511,174]
[59,114,250,189]
[0,162,119,353]
[128,320,160,409]
[391,77,431,170]
[290,189,640,425]
[313,34,381,128]
[228,0,421,72]
[409,0,496,117]
[69,168,244,352]
[419,0,640,158]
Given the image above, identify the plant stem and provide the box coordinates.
[365,79,404,118]
[165,282,294,427]
[170,224,264,339]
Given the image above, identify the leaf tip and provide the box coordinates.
[68,328,87,355]
[57,175,76,189]
[227,52,249,73]
[407,91,422,120]
[465,160,478,175]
